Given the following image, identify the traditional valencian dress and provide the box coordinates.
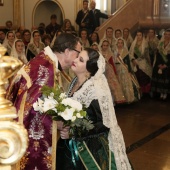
[10,39,28,64]
[123,32,133,50]
[129,38,152,93]
[114,47,140,103]
[146,35,159,66]
[26,41,45,61]
[26,30,45,61]
[56,53,132,170]
[99,39,126,104]
[151,39,170,95]
[105,60,126,104]
[100,34,116,52]
[2,31,16,55]
[6,46,71,170]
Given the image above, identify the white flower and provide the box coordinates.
[60,108,74,121]
[76,113,83,118]
[52,108,57,112]
[71,116,76,122]
[48,92,54,99]
[61,98,82,111]
[33,101,39,111]
[61,98,71,105]
[43,98,58,112]
[70,99,82,111]
[59,93,67,99]
[33,98,44,113]
[38,98,44,106]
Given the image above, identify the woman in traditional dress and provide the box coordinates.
[26,30,45,61]
[91,42,99,51]
[57,48,132,170]
[89,31,100,46]
[114,29,123,39]
[3,31,16,55]
[79,28,90,48]
[151,29,170,100]
[123,28,133,50]
[100,27,116,52]
[146,28,159,66]
[10,39,28,64]
[129,30,152,95]
[99,39,126,104]
[114,38,140,103]
[99,39,117,72]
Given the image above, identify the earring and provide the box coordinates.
[85,72,90,80]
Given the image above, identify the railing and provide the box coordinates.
[97,0,139,38]
[97,0,170,38]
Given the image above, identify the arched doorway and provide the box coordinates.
[33,0,64,27]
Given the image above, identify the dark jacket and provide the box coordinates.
[76,9,93,33]
[45,23,61,38]
[89,9,108,31]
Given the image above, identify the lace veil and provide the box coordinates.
[2,31,16,47]
[29,30,43,44]
[70,52,132,170]
[10,39,28,64]
[129,32,148,57]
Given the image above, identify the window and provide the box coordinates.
[96,0,101,9]
[95,0,107,12]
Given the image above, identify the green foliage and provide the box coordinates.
[41,85,62,101]
[71,118,94,131]
[37,85,94,138]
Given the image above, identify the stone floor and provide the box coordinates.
[115,96,170,170]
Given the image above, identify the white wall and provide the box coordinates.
[0,0,114,30]
[22,0,76,30]
[34,1,63,27]
[0,0,13,26]
[0,0,77,31]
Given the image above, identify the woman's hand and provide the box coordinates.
[60,126,70,139]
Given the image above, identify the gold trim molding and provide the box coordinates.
[13,0,21,28]
[0,45,28,170]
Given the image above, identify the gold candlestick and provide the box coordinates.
[0,44,28,169]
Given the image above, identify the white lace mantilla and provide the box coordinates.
[68,52,132,170]
[68,78,97,108]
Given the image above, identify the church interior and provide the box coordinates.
[0,0,170,170]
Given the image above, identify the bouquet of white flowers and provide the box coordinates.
[33,85,94,137]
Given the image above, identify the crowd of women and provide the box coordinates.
[1,8,170,170]
[1,18,170,103]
